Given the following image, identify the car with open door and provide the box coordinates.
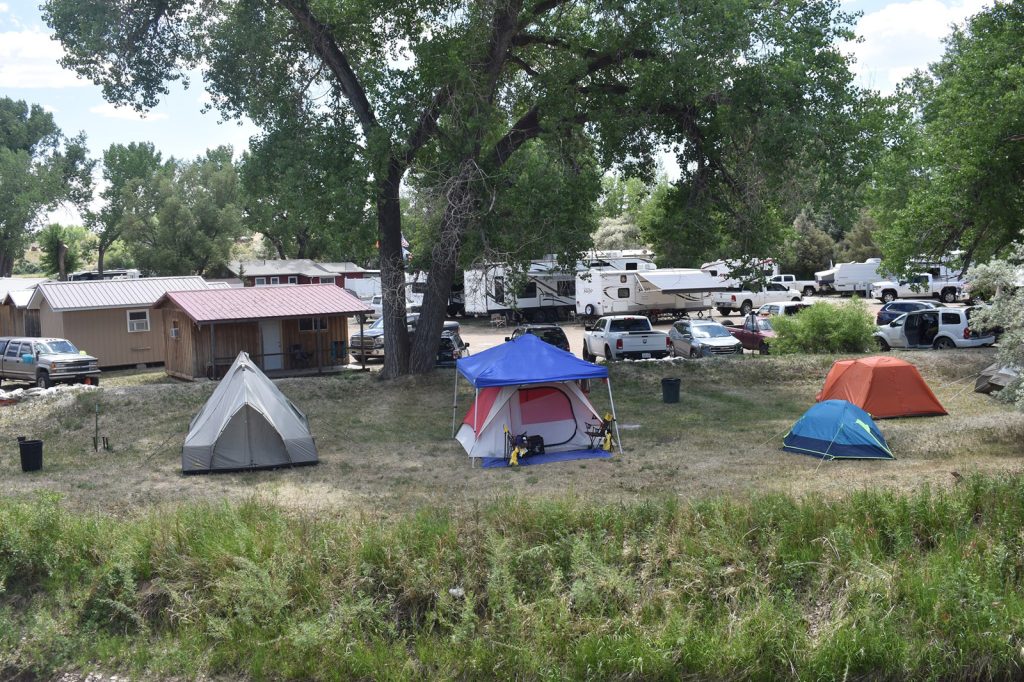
[874,307,995,350]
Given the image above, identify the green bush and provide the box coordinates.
[771,299,875,354]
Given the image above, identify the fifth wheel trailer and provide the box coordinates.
[575,269,731,320]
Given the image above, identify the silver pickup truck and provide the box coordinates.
[0,337,101,388]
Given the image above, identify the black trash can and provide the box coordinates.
[19,439,42,472]
[661,378,681,404]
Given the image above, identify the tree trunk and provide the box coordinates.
[378,161,410,379]
[0,253,13,278]
[409,162,477,374]
[97,244,106,276]
[57,242,68,281]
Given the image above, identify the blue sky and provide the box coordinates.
[1,0,990,181]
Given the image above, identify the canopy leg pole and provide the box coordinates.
[451,372,459,437]
[473,388,479,468]
[606,379,623,455]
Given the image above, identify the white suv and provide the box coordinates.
[875,307,995,351]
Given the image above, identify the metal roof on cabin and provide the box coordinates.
[227,259,366,277]
[6,290,34,308]
[0,277,47,298]
[31,276,212,311]
[158,284,374,323]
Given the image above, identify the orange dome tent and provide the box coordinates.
[815,356,947,419]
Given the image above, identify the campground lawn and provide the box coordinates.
[3,349,1024,679]
[0,349,1018,514]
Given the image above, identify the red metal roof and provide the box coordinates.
[157,284,373,323]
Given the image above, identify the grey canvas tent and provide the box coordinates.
[182,351,318,473]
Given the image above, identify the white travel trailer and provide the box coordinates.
[815,258,883,295]
[464,255,656,321]
[700,258,779,281]
[575,268,730,320]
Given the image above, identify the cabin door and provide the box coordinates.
[260,320,283,370]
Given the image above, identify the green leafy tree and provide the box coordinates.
[967,246,1024,406]
[592,217,643,250]
[836,210,881,263]
[873,3,1024,274]
[240,117,373,262]
[38,223,92,278]
[0,97,93,276]
[46,0,876,376]
[89,142,165,275]
[778,211,835,278]
[121,147,244,275]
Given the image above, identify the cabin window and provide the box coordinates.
[270,276,280,285]
[299,317,329,332]
[254,277,267,286]
[557,280,575,297]
[518,281,537,298]
[127,309,150,333]
[170,319,180,339]
[493,277,505,301]
[315,276,336,285]
[617,287,630,299]
[287,276,298,284]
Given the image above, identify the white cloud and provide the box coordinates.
[89,102,169,122]
[846,0,990,93]
[0,29,88,88]
[0,4,10,13]
[42,104,58,113]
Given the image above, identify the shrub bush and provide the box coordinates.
[771,299,875,354]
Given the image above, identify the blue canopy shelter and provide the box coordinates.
[453,334,622,467]
[783,399,894,460]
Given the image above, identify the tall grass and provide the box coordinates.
[4,478,1024,678]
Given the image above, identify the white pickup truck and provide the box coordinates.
[582,315,671,362]
[713,283,803,317]
[870,273,965,304]
[769,274,817,297]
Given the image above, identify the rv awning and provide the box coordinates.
[636,270,732,294]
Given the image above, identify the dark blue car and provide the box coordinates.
[876,300,939,325]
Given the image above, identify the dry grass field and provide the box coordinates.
[0,346,1019,518]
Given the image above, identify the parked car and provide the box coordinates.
[668,319,742,358]
[875,300,940,325]
[756,301,811,317]
[874,306,996,350]
[870,273,965,304]
[728,314,776,354]
[436,330,470,367]
[582,315,671,361]
[0,337,101,387]
[505,324,571,352]
[350,314,460,361]
[770,274,818,297]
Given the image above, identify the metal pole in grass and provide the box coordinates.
[451,370,459,437]
[605,378,623,455]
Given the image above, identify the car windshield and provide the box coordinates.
[368,317,385,330]
[692,325,731,339]
[530,329,567,344]
[609,318,650,332]
[752,319,773,332]
[39,340,78,354]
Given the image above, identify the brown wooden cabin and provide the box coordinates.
[154,284,373,380]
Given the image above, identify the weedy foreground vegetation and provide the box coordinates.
[1,351,1023,678]
[5,479,1024,679]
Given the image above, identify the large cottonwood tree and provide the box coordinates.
[0,97,93,276]
[46,0,872,375]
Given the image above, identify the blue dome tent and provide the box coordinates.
[783,399,894,460]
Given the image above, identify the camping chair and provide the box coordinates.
[289,344,312,368]
[503,426,544,466]
[491,313,507,328]
[585,413,616,452]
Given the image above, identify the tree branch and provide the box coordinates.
[400,86,452,168]
[277,0,377,136]
[487,105,542,170]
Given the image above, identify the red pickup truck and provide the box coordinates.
[728,314,776,354]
